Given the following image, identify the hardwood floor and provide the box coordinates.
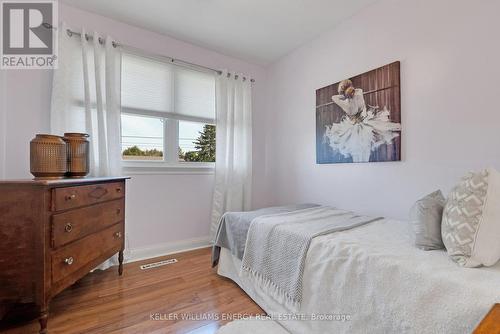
[0,248,263,334]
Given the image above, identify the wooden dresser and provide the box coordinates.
[475,304,500,334]
[0,177,129,333]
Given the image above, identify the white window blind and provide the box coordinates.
[121,53,173,113]
[174,67,216,121]
[121,53,216,123]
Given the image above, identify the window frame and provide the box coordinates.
[120,50,216,174]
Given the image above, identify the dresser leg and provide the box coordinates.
[39,307,49,334]
[118,250,124,276]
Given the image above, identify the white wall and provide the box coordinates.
[0,70,6,178]
[263,0,500,220]
[1,3,268,260]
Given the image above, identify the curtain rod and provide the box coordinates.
[66,29,255,83]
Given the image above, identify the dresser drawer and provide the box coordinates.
[52,181,124,211]
[51,199,125,248]
[51,223,124,283]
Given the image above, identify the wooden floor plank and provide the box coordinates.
[0,248,262,334]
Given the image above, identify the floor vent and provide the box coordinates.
[140,258,178,270]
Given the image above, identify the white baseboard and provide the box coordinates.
[126,236,211,264]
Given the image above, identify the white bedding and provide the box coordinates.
[217,218,500,334]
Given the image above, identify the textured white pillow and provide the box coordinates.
[441,168,500,267]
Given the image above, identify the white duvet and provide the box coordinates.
[217,219,500,334]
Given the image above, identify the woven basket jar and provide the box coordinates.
[64,133,90,178]
[30,134,67,179]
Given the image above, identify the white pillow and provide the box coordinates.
[441,168,500,267]
[410,190,446,250]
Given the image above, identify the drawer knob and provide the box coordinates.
[116,208,121,215]
[116,187,122,193]
[66,194,76,201]
[64,257,74,265]
[64,223,73,233]
[114,231,122,239]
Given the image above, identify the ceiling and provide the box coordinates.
[60,0,378,65]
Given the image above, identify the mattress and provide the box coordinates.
[217,218,500,334]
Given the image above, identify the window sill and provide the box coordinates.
[122,161,215,175]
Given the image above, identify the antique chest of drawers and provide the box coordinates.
[0,177,129,333]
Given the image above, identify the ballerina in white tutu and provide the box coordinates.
[325,79,401,162]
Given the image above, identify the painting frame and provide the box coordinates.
[316,61,401,164]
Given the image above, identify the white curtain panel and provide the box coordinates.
[51,23,122,177]
[50,24,125,269]
[210,71,253,241]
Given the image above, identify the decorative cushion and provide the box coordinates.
[441,168,500,267]
[410,190,446,250]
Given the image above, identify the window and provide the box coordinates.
[120,52,216,169]
[122,114,164,160]
[179,121,215,162]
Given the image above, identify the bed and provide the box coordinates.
[214,206,500,334]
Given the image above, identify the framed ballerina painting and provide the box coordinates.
[316,61,401,164]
